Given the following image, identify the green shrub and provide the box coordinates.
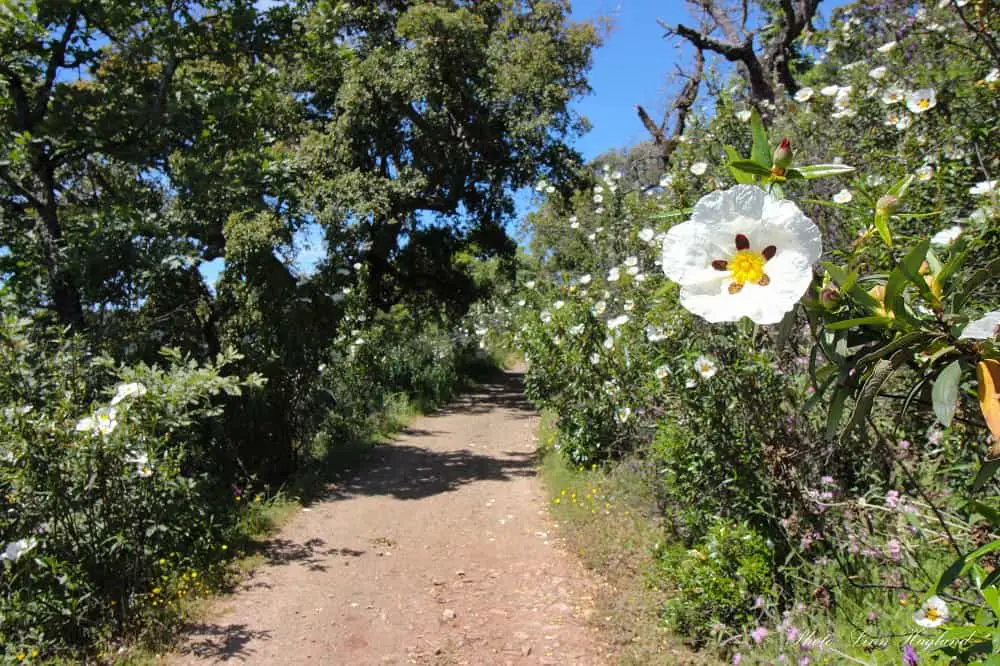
[653,520,775,646]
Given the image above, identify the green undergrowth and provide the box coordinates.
[537,411,722,666]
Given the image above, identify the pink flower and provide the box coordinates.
[732,654,742,665]
[885,490,900,508]
[751,626,769,644]
[898,439,911,449]
[887,539,902,562]
[786,625,800,642]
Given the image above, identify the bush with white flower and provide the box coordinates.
[510,0,1000,662]
[0,309,266,656]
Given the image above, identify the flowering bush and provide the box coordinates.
[0,309,264,656]
[511,1,1000,662]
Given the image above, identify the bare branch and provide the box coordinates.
[669,23,775,104]
[636,46,704,171]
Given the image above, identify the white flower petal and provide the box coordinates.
[960,310,1000,339]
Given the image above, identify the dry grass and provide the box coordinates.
[537,413,721,666]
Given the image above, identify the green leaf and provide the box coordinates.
[883,238,932,321]
[965,539,1000,568]
[725,146,754,184]
[873,210,892,247]
[750,108,771,168]
[936,555,968,594]
[854,331,930,371]
[967,500,1000,528]
[793,164,857,179]
[937,247,969,288]
[823,263,882,312]
[888,173,916,198]
[974,459,1000,493]
[729,159,773,177]
[932,360,963,428]
[825,385,848,440]
[956,257,1000,311]
[842,349,910,440]
[824,316,895,331]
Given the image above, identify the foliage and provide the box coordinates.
[0,0,597,656]
[654,520,775,646]
[511,0,1000,663]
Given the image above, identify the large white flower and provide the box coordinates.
[930,225,962,247]
[694,356,718,379]
[661,185,822,325]
[881,87,905,105]
[970,180,998,196]
[833,189,853,204]
[960,310,1000,339]
[793,87,814,103]
[76,406,118,437]
[607,314,630,330]
[914,596,949,628]
[126,451,154,478]
[906,88,937,114]
[111,382,147,406]
[1,537,37,563]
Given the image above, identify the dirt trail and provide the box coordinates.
[167,370,609,666]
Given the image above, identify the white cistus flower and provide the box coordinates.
[661,185,822,324]
[960,310,1000,340]
[930,224,962,247]
[111,382,147,406]
[906,88,937,114]
[607,314,630,330]
[694,355,718,379]
[914,596,949,628]
[793,87,814,102]
[690,161,708,176]
[1,537,37,563]
[833,188,853,204]
[76,406,118,437]
[970,180,998,196]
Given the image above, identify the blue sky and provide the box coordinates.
[567,0,693,163]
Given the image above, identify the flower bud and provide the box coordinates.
[819,287,840,309]
[772,138,793,170]
[876,194,899,214]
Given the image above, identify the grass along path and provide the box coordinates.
[161,369,609,665]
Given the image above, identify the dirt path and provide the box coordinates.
[167,370,609,666]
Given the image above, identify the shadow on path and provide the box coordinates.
[322,370,538,501]
[181,623,272,661]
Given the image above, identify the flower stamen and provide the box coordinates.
[728,249,767,286]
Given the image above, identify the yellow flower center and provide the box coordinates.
[729,249,767,285]
[926,607,940,621]
[918,99,929,109]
